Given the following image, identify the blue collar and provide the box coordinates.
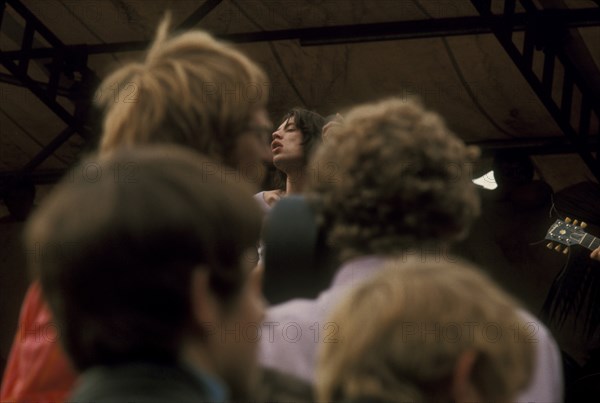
[180,361,228,402]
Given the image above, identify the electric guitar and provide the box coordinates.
[545,217,600,254]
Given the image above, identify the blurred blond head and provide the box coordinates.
[97,14,270,180]
[317,258,534,402]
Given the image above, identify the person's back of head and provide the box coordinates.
[26,145,265,397]
[96,15,271,182]
[307,97,480,261]
[316,258,534,402]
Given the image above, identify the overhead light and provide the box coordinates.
[472,170,497,190]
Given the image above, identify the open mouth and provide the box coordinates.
[271,141,283,152]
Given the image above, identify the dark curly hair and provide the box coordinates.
[269,108,325,190]
[308,98,480,260]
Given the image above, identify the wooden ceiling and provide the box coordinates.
[0,0,598,199]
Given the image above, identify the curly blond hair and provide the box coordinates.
[97,14,268,168]
[317,258,534,402]
[308,98,480,260]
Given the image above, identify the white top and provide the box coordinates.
[253,191,271,214]
[253,192,271,263]
[259,255,563,402]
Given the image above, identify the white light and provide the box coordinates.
[472,170,497,190]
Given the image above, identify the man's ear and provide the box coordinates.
[451,349,481,402]
[190,267,219,330]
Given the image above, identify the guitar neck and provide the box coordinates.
[579,233,600,251]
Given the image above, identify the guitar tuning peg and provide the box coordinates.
[554,245,562,252]
[546,242,554,249]
[573,220,579,226]
[563,247,569,255]
[581,222,588,229]
[565,217,572,223]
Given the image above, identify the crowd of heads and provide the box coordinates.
[21,15,539,403]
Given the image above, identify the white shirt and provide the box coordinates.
[259,255,563,402]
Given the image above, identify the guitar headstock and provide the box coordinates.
[545,217,589,254]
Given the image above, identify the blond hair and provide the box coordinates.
[97,14,268,167]
[317,258,534,402]
[308,98,480,261]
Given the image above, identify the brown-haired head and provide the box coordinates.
[27,145,262,370]
[308,97,480,261]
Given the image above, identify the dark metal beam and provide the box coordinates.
[1,58,90,137]
[0,72,76,97]
[0,0,94,175]
[0,169,67,186]
[539,0,600,116]
[19,20,34,74]
[5,0,63,47]
[20,126,76,173]
[299,8,600,46]
[1,8,599,62]
[176,0,223,31]
[468,136,600,157]
[0,1,6,33]
[469,0,600,181]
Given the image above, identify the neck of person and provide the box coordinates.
[178,337,230,400]
[284,168,306,196]
[179,337,219,379]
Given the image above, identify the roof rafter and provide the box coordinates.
[469,0,600,181]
